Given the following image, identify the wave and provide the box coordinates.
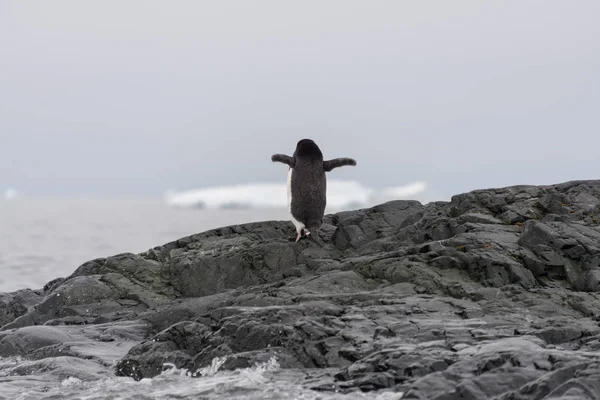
[164,179,430,211]
[33,355,402,399]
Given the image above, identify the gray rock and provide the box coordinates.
[0,326,74,357]
[0,289,42,327]
[3,179,600,398]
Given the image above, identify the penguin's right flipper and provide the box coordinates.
[323,157,356,172]
[271,154,295,167]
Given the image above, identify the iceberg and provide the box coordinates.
[164,182,286,209]
[380,181,427,198]
[3,188,19,200]
[164,180,429,211]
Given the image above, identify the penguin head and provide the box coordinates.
[294,139,323,160]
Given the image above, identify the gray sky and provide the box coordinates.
[1,1,599,199]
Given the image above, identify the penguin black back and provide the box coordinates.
[271,138,357,243]
[291,139,327,232]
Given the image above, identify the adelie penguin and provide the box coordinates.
[271,139,357,244]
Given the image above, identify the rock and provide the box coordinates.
[167,239,309,297]
[0,320,145,362]
[8,356,111,381]
[3,179,600,398]
[0,326,74,357]
[1,255,177,331]
[0,289,43,327]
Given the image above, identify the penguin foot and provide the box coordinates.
[290,229,312,243]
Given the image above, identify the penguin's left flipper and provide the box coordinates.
[271,154,295,167]
[323,158,356,172]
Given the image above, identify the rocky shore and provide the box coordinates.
[2,180,600,399]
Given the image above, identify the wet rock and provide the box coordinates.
[0,326,74,357]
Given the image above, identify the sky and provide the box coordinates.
[1,1,599,200]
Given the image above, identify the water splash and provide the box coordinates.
[0,353,403,399]
[61,377,83,387]
[160,355,229,378]
[197,355,229,377]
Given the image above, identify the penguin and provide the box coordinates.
[271,139,357,243]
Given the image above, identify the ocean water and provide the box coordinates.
[0,196,291,293]
[0,355,402,400]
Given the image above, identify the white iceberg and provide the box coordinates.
[3,188,19,200]
[164,179,430,211]
[164,182,286,209]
